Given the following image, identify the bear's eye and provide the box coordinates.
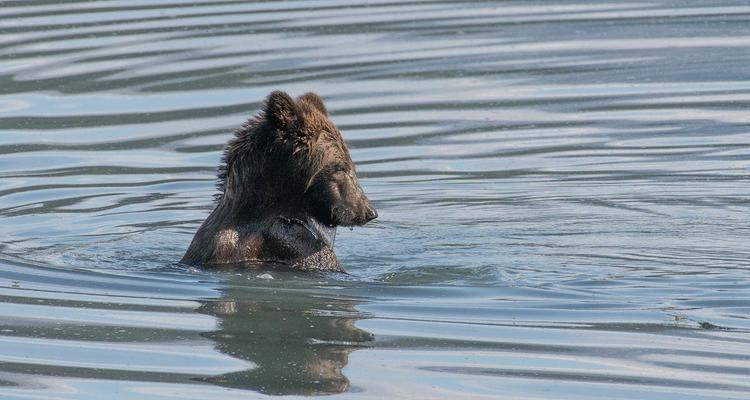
[331,164,347,173]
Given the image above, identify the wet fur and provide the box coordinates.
[181,91,376,272]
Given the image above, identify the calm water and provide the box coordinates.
[1,1,749,398]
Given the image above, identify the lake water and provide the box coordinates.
[1,1,749,398]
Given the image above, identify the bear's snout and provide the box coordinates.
[330,196,377,227]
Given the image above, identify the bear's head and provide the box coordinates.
[219,91,377,228]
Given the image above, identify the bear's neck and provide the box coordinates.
[215,136,310,219]
[215,171,307,225]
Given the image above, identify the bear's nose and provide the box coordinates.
[365,206,378,222]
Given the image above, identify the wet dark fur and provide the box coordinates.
[181,91,377,272]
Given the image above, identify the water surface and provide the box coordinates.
[1,1,749,399]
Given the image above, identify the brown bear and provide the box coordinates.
[181,91,377,272]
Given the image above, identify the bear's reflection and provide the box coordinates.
[198,273,373,395]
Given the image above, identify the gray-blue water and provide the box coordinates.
[1,1,749,398]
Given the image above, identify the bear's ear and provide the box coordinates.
[298,92,327,115]
[265,91,299,130]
